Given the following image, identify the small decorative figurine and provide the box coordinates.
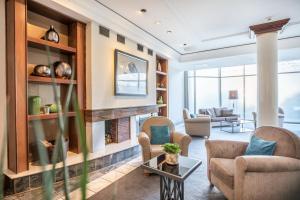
[157,96,164,104]
[157,62,162,71]
[44,25,60,43]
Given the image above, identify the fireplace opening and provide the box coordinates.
[105,117,131,145]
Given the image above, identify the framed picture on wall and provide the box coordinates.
[114,49,148,96]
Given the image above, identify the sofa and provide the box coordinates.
[199,107,239,127]
[183,108,211,137]
[138,116,192,163]
[205,126,300,200]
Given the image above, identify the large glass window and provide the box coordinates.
[221,77,244,116]
[186,60,300,127]
[196,77,219,110]
[278,61,300,123]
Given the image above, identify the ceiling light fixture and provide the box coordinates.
[140,9,147,13]
[155,21,161,25]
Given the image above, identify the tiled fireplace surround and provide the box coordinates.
[4,105,158,195]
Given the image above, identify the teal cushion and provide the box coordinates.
[150,125,170,145]
[244,135,276,156]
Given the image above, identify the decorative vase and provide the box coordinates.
[165,153,179,165]
[44,25,60,43]
[32,65,51,77]
[157,96,164,104]
[53,61,72,78]
[157,62,162,71]
[29,96,41,115]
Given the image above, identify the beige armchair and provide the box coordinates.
[138,116,192,163]
[206,126,300,200]
[183,108,211,137]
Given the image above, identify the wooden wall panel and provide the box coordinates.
[69,22,86,153]
[6,0,28,173]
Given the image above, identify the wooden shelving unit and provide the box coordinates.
[6,0,86,173]
[156,55,169,117]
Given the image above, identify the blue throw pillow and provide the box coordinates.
[190,114,196,118]
[244,135,276,156]
[150,125,170,145]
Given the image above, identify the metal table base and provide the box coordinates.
[160,176,184,200]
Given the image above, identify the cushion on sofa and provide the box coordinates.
[222,109,234,117]
[210,158,234,189]
[199,109,208,115]
[244,135,277,156]
[214,107,225,117]
[207,108,216,117]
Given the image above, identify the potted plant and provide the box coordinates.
[163,143,181,165]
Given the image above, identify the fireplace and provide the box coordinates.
[105,117,131,145]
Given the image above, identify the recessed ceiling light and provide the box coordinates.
[140,9,147,13]
[155,21,161,25]
[166,30,172,34]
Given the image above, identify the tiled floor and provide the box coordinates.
[4,155,143,200]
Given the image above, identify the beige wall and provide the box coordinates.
[0,0,7,169]
[86,22,156,110]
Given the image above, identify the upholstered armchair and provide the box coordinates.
[205,126,300,200]
[138,116,192,163]
[183,108,211,137]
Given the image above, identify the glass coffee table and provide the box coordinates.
[220,119,253,133]
[142,154,202,200]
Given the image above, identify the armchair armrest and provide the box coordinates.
[235,156,300,173]
[205,140,248,159]
[138,132,151,161]
[185,117,210,123]
[173,131,192,156]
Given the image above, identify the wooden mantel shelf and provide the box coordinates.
[85,105,158,122]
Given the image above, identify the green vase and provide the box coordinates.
[29,96,41,115]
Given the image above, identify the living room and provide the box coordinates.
[1,0,300,200]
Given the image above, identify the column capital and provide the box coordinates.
[249,18,290,35]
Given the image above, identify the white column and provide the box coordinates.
[257,32,278,127]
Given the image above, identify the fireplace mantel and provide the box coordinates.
[85,105,158,122]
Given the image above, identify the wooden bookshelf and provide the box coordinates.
[156,55,169,117]
[6,0,86,173]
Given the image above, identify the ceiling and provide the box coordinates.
[96,0,300,55]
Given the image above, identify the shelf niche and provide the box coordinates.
[6,0,86,173]
[156,55,169,117]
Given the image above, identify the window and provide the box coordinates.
[186,60,300,127]
[196,77,219,110]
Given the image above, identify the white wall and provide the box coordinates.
[168,68,185,125]
[0,0,7,169]
[86,21,156,109]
